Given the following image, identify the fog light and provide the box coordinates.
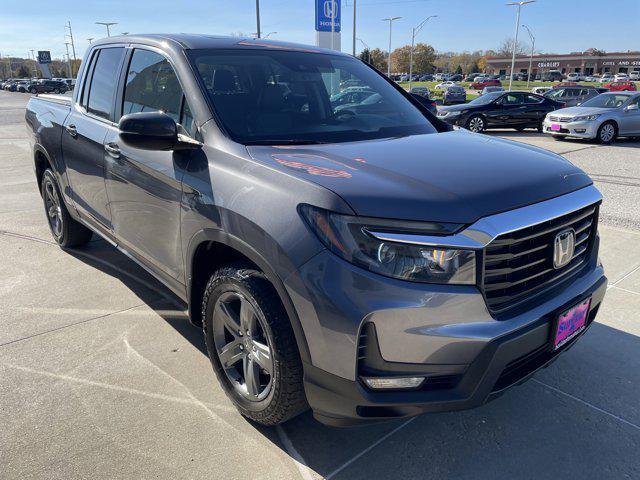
[574,129,586,133]
[362,377,424,390]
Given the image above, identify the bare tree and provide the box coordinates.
[497,37,529,57]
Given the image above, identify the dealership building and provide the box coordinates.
[485,51,640,77]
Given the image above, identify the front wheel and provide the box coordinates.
[597,121,617,144]
[466,115,485,133]
[41,169,93,248]
[30,88,37,94]
[202,266,307,425]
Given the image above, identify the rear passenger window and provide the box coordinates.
[524,94,542,104]
[87,47,125,120]
[122,49,182,122]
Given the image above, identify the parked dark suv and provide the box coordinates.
[26,34,607,427]
[544,86,607,107]
[28,80,68,94]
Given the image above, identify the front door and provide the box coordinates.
[620,95,640,135]
[63,46,126,231]
[104,47,197,282]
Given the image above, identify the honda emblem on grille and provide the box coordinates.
[553,229,576,269]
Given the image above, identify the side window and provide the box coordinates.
[80,51,99,109]
[122,49,183,122]
[503,94,523,105]
[180,99,196,137]
[524,94,543,104]
[87,47,125,120]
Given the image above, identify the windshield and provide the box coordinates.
[189,49,436,144]
[580,94,630,108]
[468,92,503,105]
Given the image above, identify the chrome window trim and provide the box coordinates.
[367,185,602,249]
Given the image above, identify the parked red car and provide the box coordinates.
[470,79,502,90]
[602,81,637,92]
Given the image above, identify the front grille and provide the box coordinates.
[482,203,598,314]
[548,116,573,122]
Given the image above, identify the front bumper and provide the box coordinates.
[304,272,606,426]
[543,118,599,139]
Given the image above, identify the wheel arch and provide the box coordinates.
[34,145,53,195]
[186,228,311,364]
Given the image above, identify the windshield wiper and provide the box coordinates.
[243,139,326,146]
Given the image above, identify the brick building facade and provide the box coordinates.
[486,51,640,77]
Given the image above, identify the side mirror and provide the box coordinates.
[119,112,179,150]
[119,112,202,151]
[625,104,639,112]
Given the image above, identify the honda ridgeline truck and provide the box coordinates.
[26,35,607,426]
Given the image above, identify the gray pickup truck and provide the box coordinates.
[26,34,607,426]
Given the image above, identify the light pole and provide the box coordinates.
[382,17,401,78]
[255,0,261,38]
[506,1,535,92]
[95,22,117,37]
[352,0,357,56]
[65,21,77,77]
[64,42,72,78]
[522,24,535,88]
[409,15,437,90]
[30,49,38,77]
[357,37,370,63]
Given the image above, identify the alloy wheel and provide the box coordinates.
[44,178,63,238]
[599,123,615,143]
[468,116,484,133]
[212,291,274,401]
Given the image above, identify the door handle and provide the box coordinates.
[65,124,77,137]
[104,143,121,159]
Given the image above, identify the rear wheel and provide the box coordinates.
[515,126,526,132]
[53,88,60,94]
[597,121,617,144]
[466,115,485,133]
[202,266,307,425]
[41,169,93,248]
[30,88,37,94]
[553,135,566,141]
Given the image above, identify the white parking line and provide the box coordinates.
[607,263,640,290]
[532,379,640,431]
[324,417,416,480]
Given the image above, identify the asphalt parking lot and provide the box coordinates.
[1,90,639,479]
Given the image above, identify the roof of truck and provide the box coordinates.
[91,33,349,56]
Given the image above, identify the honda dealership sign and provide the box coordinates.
[37,51,52,64]
[315,0,341,50]
[316,0,341,32]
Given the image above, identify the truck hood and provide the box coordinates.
[246,130,592,224]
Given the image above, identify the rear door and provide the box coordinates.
[522,93,549,125]
[63,46,126,232]
[103,46,197,282]
[487,93,525,126]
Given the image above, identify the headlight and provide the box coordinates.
[299,205,476,285]
[573,114,600,122]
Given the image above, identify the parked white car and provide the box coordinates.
[435,81,458,90]
[630,71,640,81]
[473,74,489,82]
[532,86,552,95]
[600,74,614,83]
[614,73,630,82]
[566,73,583,82]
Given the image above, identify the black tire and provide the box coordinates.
[53,88,60,94]
[537,121,544,133]
[41,169,93,248]
[30,88,37,94]
[515,126,526,132]
[596,121,617,144]
[466,114,485,133]
[202,265,307,426]
[553,135,566,141]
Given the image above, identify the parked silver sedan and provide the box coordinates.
[543,92,640,143]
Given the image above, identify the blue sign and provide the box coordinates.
[315,0,341,32]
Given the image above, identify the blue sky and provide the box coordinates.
[1,0,639,60]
